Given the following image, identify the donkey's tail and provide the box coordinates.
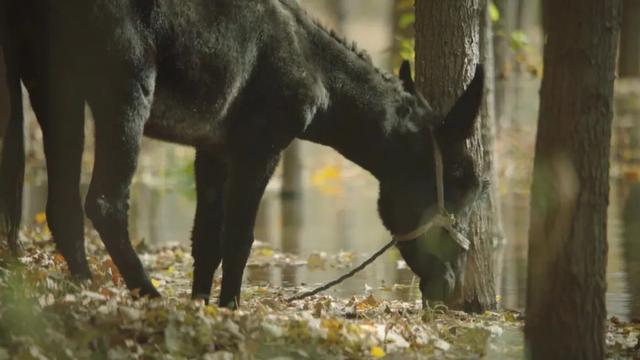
[0,42,25,255]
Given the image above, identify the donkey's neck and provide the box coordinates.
[296,18,411,178]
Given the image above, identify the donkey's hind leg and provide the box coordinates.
[29,83,90,278]
[191,150,227,302]
[85,70,159,297]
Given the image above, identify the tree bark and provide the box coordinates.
[525,0,622,358]
[619,0,640,77]
[415,0,498,312]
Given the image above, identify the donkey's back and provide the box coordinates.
[82,0,326,148]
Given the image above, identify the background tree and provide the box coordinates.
[0,51,8,139]
[525,0,622,358]
[415,0,500,312]
[619,0,640,78]
[0,2,8,140]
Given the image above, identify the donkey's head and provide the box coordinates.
[377,61,484,303]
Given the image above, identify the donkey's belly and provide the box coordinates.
[144,87,228,147]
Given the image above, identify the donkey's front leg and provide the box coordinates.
[85,73,159,297]
[218,153,280,308]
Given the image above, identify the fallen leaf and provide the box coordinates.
[370,346,385,358]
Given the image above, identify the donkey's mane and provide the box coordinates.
[279,0,401,87]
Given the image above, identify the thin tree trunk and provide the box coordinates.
[493,0,509,79]
[525,0,622,358]
[493,0,514,132]
[327,0,347,33]
[516,0,540,39]
[415,0,497,313]
[619,0,640,77]
[0,49,8,139]
[0,1,6,140]
[479,0,506,295]
[281,141,303,198]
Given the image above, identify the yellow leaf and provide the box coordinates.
[370,346,386,358]
[258,248,274,258]
[34,212,47,224]
[43,225,51,238]
[307,253,326,270]
[321,319,342,341]
[312,165,341,185]
[356,294,380,311]
[311,165,343,195]
[204,305,218,318]
[151,278,161,288]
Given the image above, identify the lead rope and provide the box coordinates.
[286,127,461,303]
[286,238,398,301]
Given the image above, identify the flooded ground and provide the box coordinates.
[15,0,640,323]
[18,79,640,323]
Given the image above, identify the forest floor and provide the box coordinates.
[0,223,639,359]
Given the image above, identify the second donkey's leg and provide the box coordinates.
[191,151,227,302]
[85,70,159,297]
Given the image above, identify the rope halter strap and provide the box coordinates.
[393,127,470,251]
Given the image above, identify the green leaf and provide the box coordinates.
[399,13,415,29]
[489,2,500,22]
[510,30,529,51]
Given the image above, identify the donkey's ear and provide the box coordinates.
[437,64,484,142]
[399,60,416,94]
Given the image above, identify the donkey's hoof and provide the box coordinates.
[218,296,239,310]
[131,281,161,299]
[192,293,211,305]
[68,263,92,281]
[140,287,161,299]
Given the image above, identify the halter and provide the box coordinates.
[393,127,470,251]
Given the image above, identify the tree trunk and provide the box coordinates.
[0,49,8,139]
[327,0,347,33]
[493,0,515,132]
[415,0,497,313]
[516,0,541,39]
[0,1,5,140]
[281,141,303,198]
[525,0,622,358]
[493,0,508,79]
[619,0,640,77]
[479,0,506,293]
